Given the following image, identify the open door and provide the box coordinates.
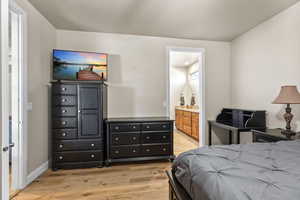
[1,0,10,200]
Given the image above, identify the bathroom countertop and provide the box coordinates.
[175,107,199,113]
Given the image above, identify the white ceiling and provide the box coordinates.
[170,52,201,68]
[28,0,299,41]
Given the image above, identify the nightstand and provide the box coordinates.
[252,129,300,143]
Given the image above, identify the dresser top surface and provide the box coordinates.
[106,117,173,123]
[51,80,107,85]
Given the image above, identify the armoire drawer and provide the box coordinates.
[110,146,140,158]
[54,151,103,163]
[142,122,171,131]
[141,144,170,156]
[111,133,140,146]
[53,117,77,128]
[52,84,77,95]
[141,132,170,144]
[110,123,141,132]
[55,140,102,151]
[53,129,77,140]
[52,96,76,106]
[52,107,77,117]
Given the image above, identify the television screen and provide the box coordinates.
[53,49,108,81]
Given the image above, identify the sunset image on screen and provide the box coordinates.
[53,50,108,80]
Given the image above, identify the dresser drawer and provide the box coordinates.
[55,140,102,151]
[141,144,170,156]
[183,117,192,126]
[142,122,171,131]
[192,113,199,120]
[53,84,77,95]
[52,96,76,106]
[141,132,170,144]
[111,133,140,146]
[53,107,77,117]
[53,129,77,140]
[110,146,140,158]
[183,111,192,117]
[53,118,77,128]
[110,123,140,132]
[54,151,103,163]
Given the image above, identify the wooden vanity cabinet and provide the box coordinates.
[175,109,199,141]
[191,113,199,141]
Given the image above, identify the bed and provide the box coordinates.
[167,140,300,200]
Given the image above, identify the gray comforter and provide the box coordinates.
[172,140,300,200]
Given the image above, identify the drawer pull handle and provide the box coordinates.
[146,126,150,129]
[132,137,137,140]
[146,136,150,139]
[163,136,167,139]
[62,98,67,102]
[115,126,119,130]
[61,121,67,125]
[62,110,67,113]
[59,144,63,148]
[91,143,95,147]
[162,125,167,128]
[59,156,63,160]
[133,126,136,129]
[146,149,150,152]
[163,148,167,151]
[115,150,119,154]
[115,137,119,141]
[62,133,66,137]
[133,150,136,153]
[91,154,95,158]
[62,87,66,91]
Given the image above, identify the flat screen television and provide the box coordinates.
[53,49,108,81]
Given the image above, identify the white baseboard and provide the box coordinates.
[26,161,49,186]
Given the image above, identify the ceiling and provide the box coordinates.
[170,52,201,68]
[28,0,299,41]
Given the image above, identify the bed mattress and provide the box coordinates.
[172,140,300,200]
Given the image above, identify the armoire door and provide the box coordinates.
[78,84,102,139]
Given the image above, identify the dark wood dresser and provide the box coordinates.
[51,81,107,170]
[105,117,175,166]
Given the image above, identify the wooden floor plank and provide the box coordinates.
[13,131,198,200]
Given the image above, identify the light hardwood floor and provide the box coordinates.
[13,131,198,200]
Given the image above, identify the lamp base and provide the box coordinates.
[282,104,296,138]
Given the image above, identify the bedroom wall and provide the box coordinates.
[15,0,56,175]
[231,2,300,132]
[56,30,232,144]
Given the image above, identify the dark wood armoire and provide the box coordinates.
[51,81,107,170]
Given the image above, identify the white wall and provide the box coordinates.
[57,30,231,143]
[15,0,56,174]
[169,63,187,120]
[231,2,300,131]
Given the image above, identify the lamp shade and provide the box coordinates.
[273,86,300,104]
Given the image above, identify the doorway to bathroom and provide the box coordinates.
[8,2,28,198]
[167,47,205,152]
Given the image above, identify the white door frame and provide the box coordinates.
[1,0,10,199]
[9,0,28,190]
[166,46,206,147]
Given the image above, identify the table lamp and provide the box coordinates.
[273,85,300,136]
